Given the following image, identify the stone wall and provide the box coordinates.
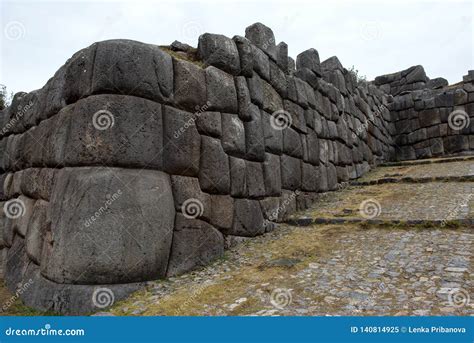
[377,67,474,160]
[0,22,471,314]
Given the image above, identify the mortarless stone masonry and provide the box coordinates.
[0,23,472,314]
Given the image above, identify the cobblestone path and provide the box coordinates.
[106,157,473,316]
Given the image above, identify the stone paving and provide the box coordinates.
[294,182,473,222]
[108,224,472,316]
[106,157,473,316]
[357,159,474,183]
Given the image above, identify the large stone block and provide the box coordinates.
[91,40,173,102]
[170,175,211,221]
[163,105,200,176]
[247,73,264,107]
[167,214,224,276]
[244,105,266,161]
[210,195,234,230]
[245,161,266,198]
[282,127,303,158]
[306,131,320,165]
[262,153,282,196]
[225,198,265,237]
[262,80,283,115]
[198,33,241,75]
[296,48,321,76]
[42,167,175,284]
[245,22,277,61]
[64,95,165,169]
[221,113,246,157]
[284,100,307,133]
[301,163,319,192]
[195,111,222,138]
[419,108,441,127]
[443,135,469,154]
[281,154,301,190]
[205,66,238,113]
[229,156,247,197]
[25,199,50,265]
[232,35,253,77]
[235,76,253,121]
[199,136,230,194]
[261,110,283,155]
[173,59,207,111]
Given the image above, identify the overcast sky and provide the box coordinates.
[0,0,472,96]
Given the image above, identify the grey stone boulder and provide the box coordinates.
[244,104,266,161]
[419,108,441,127]
[261,110,283,155]
[247,73,264,107]
[221,113,246,157]
[245,22,277,61]
[170,175,211,221]
[224,198,265,237]
[263,153,282,196]
[163,105,201,176]
[321,56,344,72]
[199,136,231,194]
[282,127,303,158]
[296,49,321,76]
[232,36,253,77]
[64,43,97,104]
[405,65,428,84]
[91,40,173,103]
[245,161,266,198]
[42,167,175,284]
[210,195,234,230]
[262,80,284,115]
[281,154,301,190]
[195,111,222,138]
[235,76,253,121]
[301,163,319,192]
[170,40,194,52]
[205,66,238,113]
[229,156,247,197]
[276,42,289,74]
[167,214,224,276]
[25,199,50,265]
[173,58,207,111]
[198,33,241,75]
[64,95,165,170]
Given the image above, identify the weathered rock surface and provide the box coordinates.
[0,22,472,315]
